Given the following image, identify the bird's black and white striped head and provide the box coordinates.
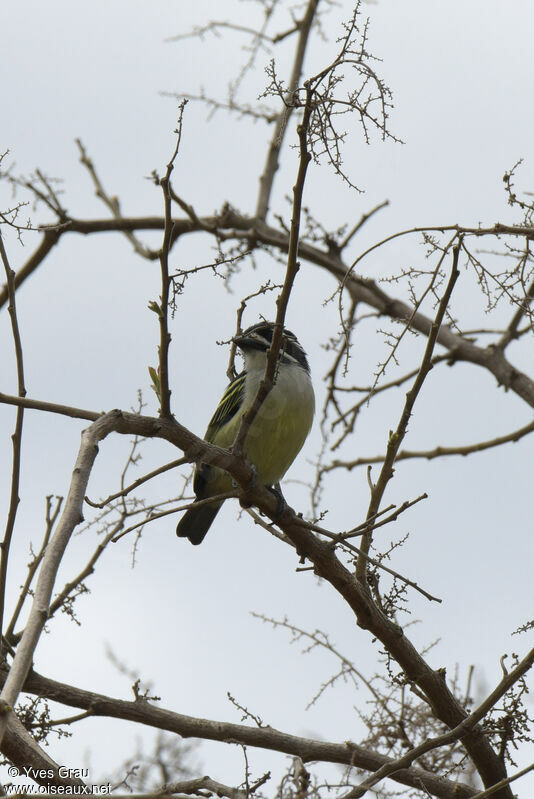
[234,322,310,373]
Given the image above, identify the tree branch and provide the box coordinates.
[255,0,319,219]
[233,82,313,454]
[12,667,477,799]
[85,456,187,508]
[0,392,517,797]
[342,647,534,798]
[4,211,534,415]
[5,496,63,643]
[0,391,514,797]
[0,415,105,747]
[0,391,100,421]
[76,139,154,259]
[0,229,60,308]
[469,761,534,799]
[155,103,187,417]
[0,233,27,648]
[357,242,461,578]
[325,417,534,471]
[2,712,85,788]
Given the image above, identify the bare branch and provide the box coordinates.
[161,90,278,123]
[0,413,106,747]
[312,523,441,604]
[3,210,534,416]
[110,490,237,544]
[166,20,275,44]
[2,713,85,789]
[468,761,534,799]
[341,647,534,799]
[85,456,187,509]
[233,82,314,454]
[0,390,100,421]
[338,199,389,250]
[155,101,188,418]
[357,241,461,578]
[325,417,534,471]
[76,139,155,259]
[0,229,61,309]
[0,398,509,792]
[5,496,63,643]
[164,776,248,799]
[255,0,320,219]
[0,233,27,648]
[47,526,118,622]
[14,667,478,799]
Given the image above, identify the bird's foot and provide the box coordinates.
[267,483,287,522]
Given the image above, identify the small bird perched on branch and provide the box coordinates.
[176,321,315,545]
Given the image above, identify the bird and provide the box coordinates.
[176,321,315,545]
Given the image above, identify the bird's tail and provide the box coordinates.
[176,500,223,545]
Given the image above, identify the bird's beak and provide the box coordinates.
[233,331,261,351]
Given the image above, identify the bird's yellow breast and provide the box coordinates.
[205,364,314,494]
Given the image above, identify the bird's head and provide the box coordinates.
[233,322,310,373]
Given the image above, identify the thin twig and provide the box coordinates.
[325,418,534,471]
[247,497,439,602]
[76,139,154,258]
[48,527,118,620]
[0,232,27,649]
[357,240,461,580]
[255,0,320,219]
[0,391,99,421]
[338,199,389,250]
[320,529,441,603]
[5,497,63,643]
[157,101,188,417]
[340,493,428,540]
[341,647,534,799]
[468,761,534,799]
[111,490,237,543]
[233,83,314,455]
[85,457,187,508]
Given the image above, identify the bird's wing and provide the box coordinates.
[193,372,246,500]
[204,371,246,443]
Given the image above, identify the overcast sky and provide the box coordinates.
[2,0,534,794]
